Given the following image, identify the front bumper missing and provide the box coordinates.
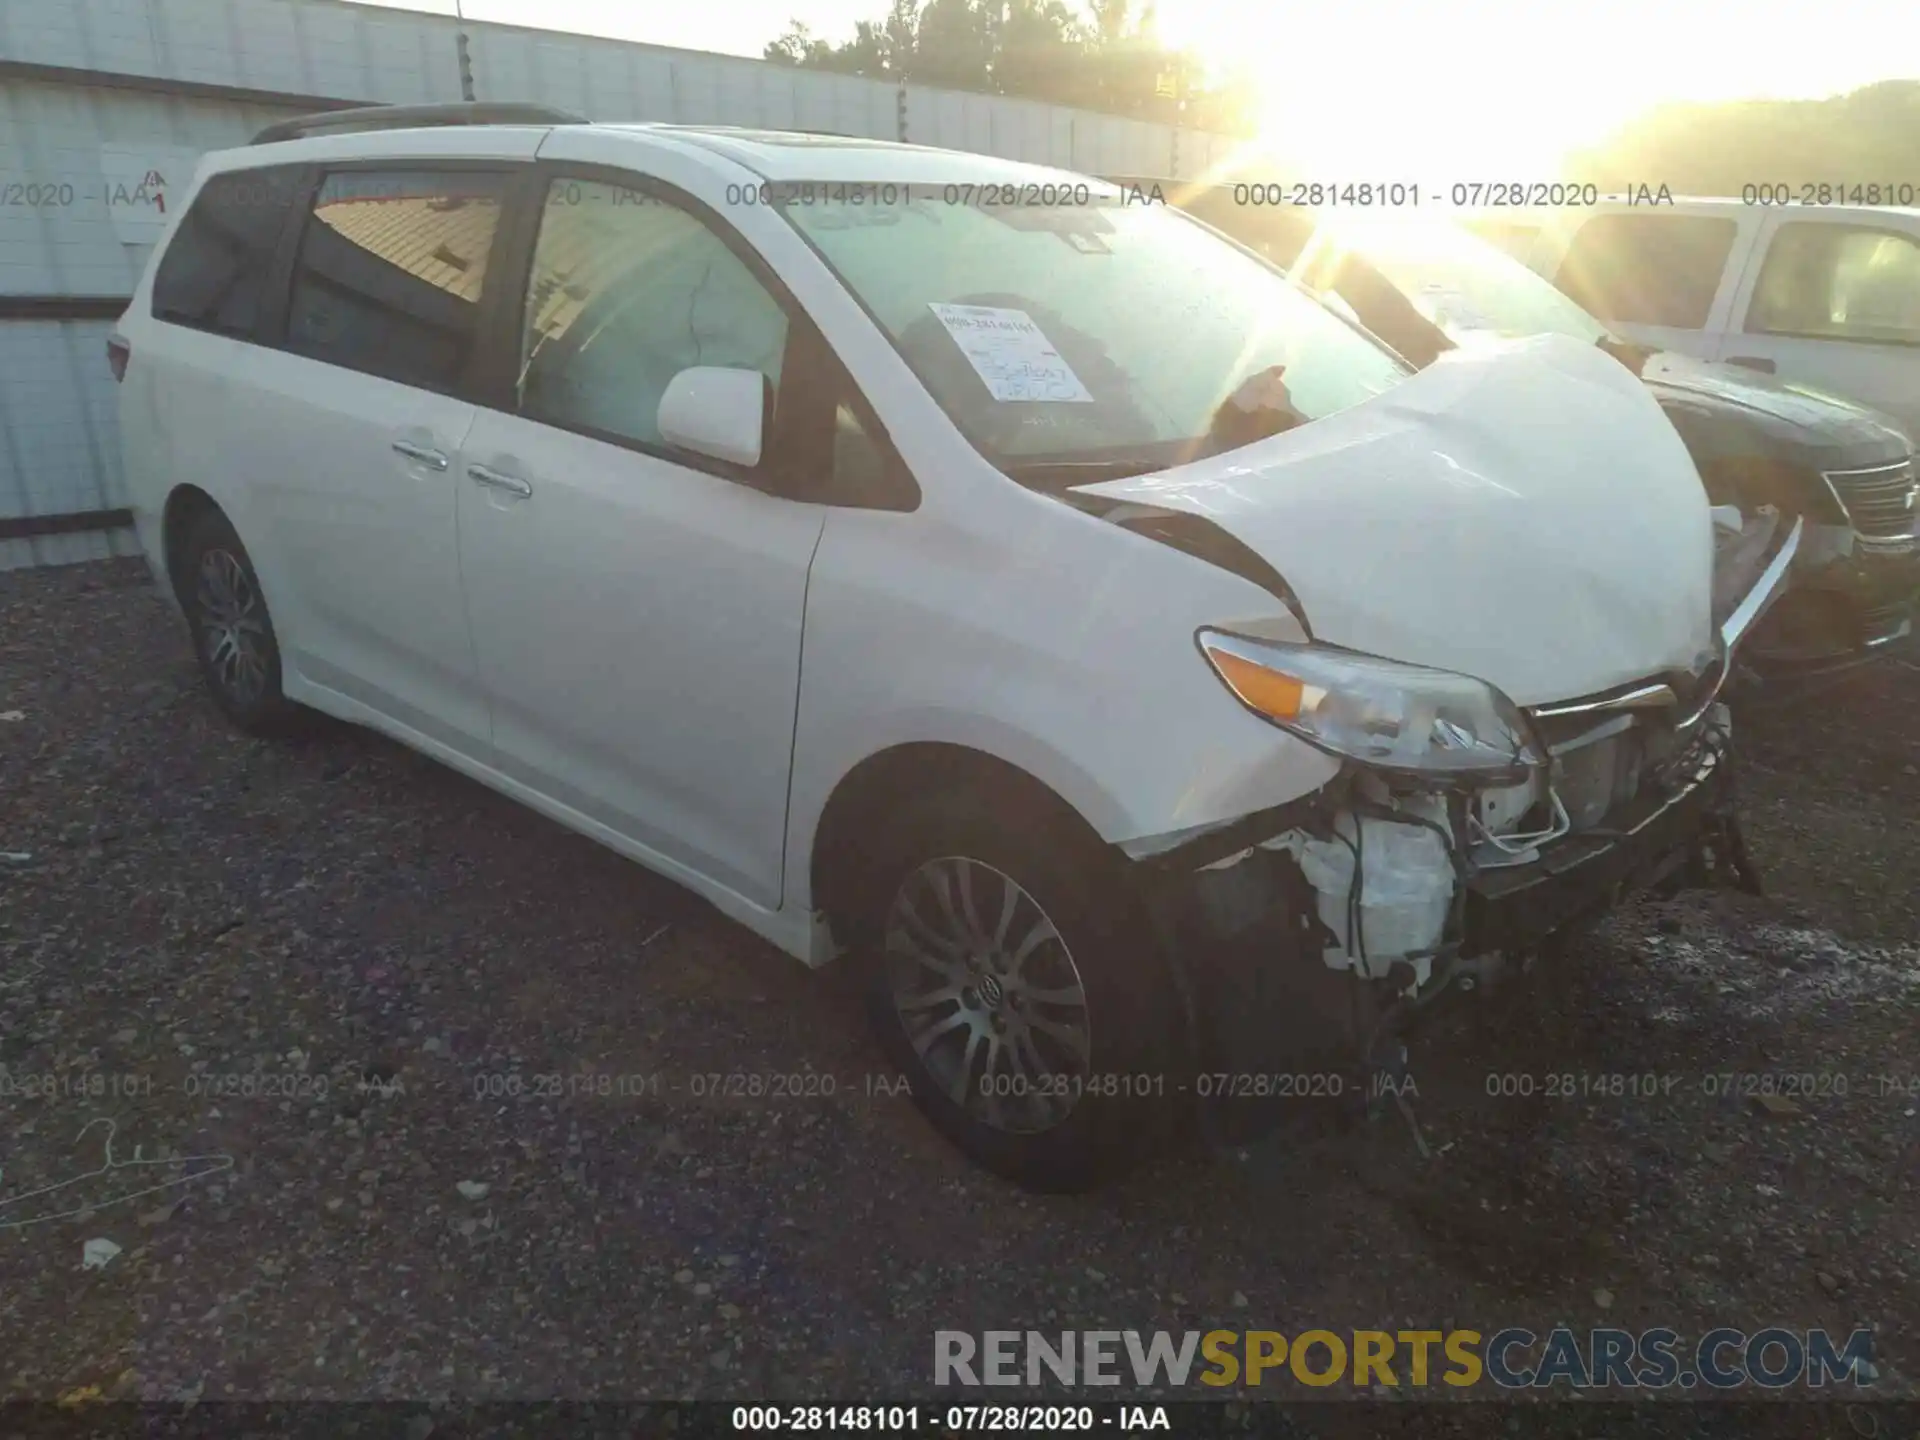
[1463,740,1731,955]
[1144,727,1737,1145]
[1139,522,1794,1146]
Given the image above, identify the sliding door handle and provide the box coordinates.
[467,463,533,498]
[391,439,449,470]
[1725,355,1776,374]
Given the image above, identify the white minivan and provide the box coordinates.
[113,105,1798,1190]
[1484,200,1920,441]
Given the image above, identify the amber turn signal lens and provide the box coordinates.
[1202,643,1306,720]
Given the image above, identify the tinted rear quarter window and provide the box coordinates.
[285,169,510,393]
[151,166,303,337]
[1553,214,1737,328]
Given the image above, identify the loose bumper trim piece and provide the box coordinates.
[1719,514,1803,655]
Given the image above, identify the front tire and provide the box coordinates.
[180,508,299,736]
[857,791,1180,1191]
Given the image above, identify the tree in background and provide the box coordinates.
[763,22,837,68]
[763,0,1254,131]
[1570,81,1920,194]
[911,0,999,89]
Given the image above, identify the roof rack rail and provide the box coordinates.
[252,102,587,146]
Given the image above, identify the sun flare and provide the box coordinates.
[1144,0,1835,191]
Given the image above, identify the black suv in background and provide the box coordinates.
[1164,187,1919,681]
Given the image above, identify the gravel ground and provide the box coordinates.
[2,559,1916,1415]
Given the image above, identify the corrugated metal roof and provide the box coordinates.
[310,190,500,305]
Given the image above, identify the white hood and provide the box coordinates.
[1078,334,1714,707]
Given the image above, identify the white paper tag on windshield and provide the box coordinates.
[929,304,1094,403]
[1421,283,1491,332]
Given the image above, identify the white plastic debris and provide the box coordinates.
[0,710,24,722]
[456,1181,490,1202]
[81,1238,122,1270]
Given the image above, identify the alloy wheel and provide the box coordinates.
[883,856,1092,1134]
[196,548,270,705]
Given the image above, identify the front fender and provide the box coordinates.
[782,498,1343,916]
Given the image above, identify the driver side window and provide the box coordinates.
[518,179,788,451]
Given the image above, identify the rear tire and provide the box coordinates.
[179,508,300,736]
[854,788,1180,1192]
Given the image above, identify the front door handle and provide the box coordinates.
[1726,355,1777,374]
[392,439,450,470]
[467,462,533,498]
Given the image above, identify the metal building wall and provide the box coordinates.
[0,0,1241,568]
[0,76,307,569]
[0,0,1237,168]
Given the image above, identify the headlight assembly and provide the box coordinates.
[1197,628,1542,782]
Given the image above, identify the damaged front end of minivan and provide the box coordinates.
[1125,512,1802,1147]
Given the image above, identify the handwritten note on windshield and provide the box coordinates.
[1419,283,1493,332]
[929,304,1094,404]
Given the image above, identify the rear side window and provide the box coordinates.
[1748,223,1920,344]
[1554,214,1737,328]
[151,166,303,338]
[285,169,510,392]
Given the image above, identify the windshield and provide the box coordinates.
[1318,215,1612,349]
[779,184,1408,476]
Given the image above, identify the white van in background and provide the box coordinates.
[1472,200,1920,441]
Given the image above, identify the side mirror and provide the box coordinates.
[657,366,768,468]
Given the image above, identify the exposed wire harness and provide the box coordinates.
[1467,787,1573,868]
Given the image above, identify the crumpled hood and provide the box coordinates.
[1077,334,1715,707]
